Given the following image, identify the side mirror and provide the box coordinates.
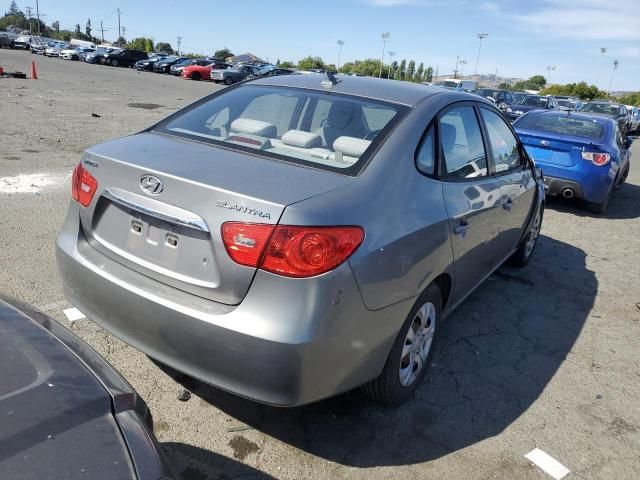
[624,137,633,149]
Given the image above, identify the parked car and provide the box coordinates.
[580,101,631,136]
[13,35,34,50]
[170,58,211,76]
[134,56,164,71]
[0,32,14,48]
[181,61,232,81]
[515,110,631,213]
[104,49,148,67]
[251,65,294,78]
[627,106,640,133]
[44,42,68,57]
[475,88,516,106]
[434,78,477,91]
[85,47,118,64]
[60,46,94,60]
[555,96,582,112]
[153,56,190,73]
[0,296,174,480]
[507,95,558,121]
[210,64,261,84]
[30,40,46,54]
[511,92,527,103]
[56,75,544,406]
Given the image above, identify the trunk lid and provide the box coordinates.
[80,132,353,305]
[517,130,598,167]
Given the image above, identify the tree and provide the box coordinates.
[415,62,424,83]
[539,82,606,100]
[214,48,234,60]
[396,59,406,81]
[406,60,415,82]
[339,61,354,74]
[51,20,59,32]
[389,60,398,79]
[279,60,296,69]
[424,66,434,82]
[126,37,153,52]
[276,58,280,66]
[155,42,173,54]
[74,24,81,37]
[8,1,19,14]
[616,92,640,106]
[85,18,91,37]
[325,63,337,73]
[297,55,325,71]
[114,36,126,47]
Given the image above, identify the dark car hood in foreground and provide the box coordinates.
[0,297,172,480]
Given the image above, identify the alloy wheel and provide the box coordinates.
[525,208,542,257]
[399,301,436,387]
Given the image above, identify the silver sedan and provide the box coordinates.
[56,74,544,406]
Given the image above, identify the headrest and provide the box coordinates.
[230,118,277,138]
[281,130,322,148]
[327,102,358,129]
[333,136,372,158]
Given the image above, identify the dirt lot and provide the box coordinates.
[1,49,639,480]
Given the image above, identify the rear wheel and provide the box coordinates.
[615,164,629,189]
[111,59,119,67]
[362,283,441,405]
[224,76,234,85]
[509,202,543,267]
[190,72,201,81]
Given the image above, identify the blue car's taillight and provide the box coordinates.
[581,152,610,166]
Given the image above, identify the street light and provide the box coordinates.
[379,32,390,78]
[459,59,467,78]
[474,33,488,77]
[337,40,344,70]
[607,60,619,97]
[546,65,556,85]
[387,51,396,79]
[594,47,607,87]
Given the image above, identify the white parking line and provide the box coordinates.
[62,307,86,322]
[525,448,570,479]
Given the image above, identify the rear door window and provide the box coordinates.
[439,106,488,179]
[480,108,522,173]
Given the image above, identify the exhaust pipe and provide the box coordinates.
[562,188,575,199]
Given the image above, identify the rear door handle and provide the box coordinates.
[503,198,513,211]
[453,220,470,238]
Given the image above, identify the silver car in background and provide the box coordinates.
[57,74,544,406]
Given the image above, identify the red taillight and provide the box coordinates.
[581,151,610,166]
[221,222,276,267]
[221,223,364,278]
[71,163,98,207]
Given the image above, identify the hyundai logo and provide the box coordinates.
[140,174,163,195]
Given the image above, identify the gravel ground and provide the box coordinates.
[1,49,639,480]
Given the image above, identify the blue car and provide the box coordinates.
[514,110,632,213]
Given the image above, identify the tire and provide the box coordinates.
[615,164,629,189]
[509,202,544,267]
[111,59,118,67]
[224,76,234,85]
[190,72,201,81]
[362,283,441,405]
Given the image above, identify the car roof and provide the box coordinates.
[249,74,450,106]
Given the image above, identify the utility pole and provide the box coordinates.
[337,40,344,70]
[25,6,32,35]
[379,32,390,78]
[177,36,182,55]
[474,33,488,77]
[454,55,460,78]
[117,8,121,39]
[459,59,467,78]
[607,60,619,97]
[546,65,556,85]
[594,47,607,87]
[100,21,105,43]
[121,26,126,40]
[35,0,41,36]
[387,51,396,79]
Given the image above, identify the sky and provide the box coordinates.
[20,0,639,90]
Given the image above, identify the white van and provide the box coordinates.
[435,78,477,91]
[70,38,96,49]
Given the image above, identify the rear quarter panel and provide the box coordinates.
[280,94,454,311]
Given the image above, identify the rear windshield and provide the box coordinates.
[519,96,548,107]
[517,113,605,140]
[581,103,618,115]
[158,85,405,175]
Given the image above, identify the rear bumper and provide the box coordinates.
[56,203,410,406]
[536,160,615,204]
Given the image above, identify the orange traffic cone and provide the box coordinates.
[30,61,37,80]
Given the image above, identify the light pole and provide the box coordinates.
[594,47,607,87]
[546,65,556,85]
[379,32,390,78]
[337,40,344,70]
[607,60,619,97]
[387,51,396,79]
[454,55,459,78]
[474,33,488,77]
[459,59,467,78]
